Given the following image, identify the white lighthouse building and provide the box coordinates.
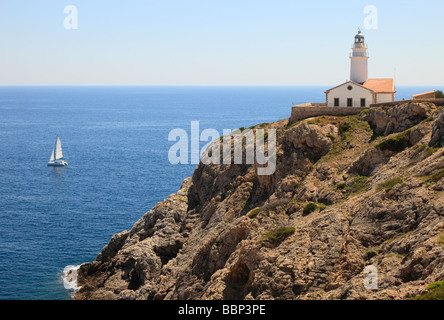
[325,30,396,108]
[350,30,369,84]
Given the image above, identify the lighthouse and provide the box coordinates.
[324,29,396,108]
[350,29,369,84]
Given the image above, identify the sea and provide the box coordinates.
[0,86,439,300]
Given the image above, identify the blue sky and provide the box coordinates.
[0,0,443,86]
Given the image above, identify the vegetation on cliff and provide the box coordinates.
[76,102,444,300]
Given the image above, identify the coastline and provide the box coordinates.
[62,265,82,298]
[73,101,444,300]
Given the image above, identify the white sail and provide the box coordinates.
[47,136,68,166]
[55,136,64,160]
[49,147,55,162]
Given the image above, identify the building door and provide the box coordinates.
[361,98,366,107]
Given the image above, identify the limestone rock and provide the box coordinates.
[348,146,388,176]
[430,109,444,147]
[76,102,444,301]
[365,102,435,136]
[282,123,337,160]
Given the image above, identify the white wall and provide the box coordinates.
[350,57,368,84]
[326,82,373,108]
[375,93,395,104]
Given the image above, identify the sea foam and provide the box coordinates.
[62,265,82,293]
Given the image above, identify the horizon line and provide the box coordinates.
[0,84,443,88]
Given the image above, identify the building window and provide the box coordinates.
[360,98,366,107]
[347,98,353,107]
[334,98,340,107]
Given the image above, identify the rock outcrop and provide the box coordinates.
[362,102,437,136]
[430,109,444,148]
[76,102,444,300]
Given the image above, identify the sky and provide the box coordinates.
[0,0,443,86]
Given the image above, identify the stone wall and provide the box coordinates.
[413,92,436,100]
[370,99,444,108]
[290,104,367,122]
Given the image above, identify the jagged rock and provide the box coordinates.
[76,103,444,301]
[348,146,388,176]
[281,123,337,160]
[430,109,444,147]
[365,102,435,136]
[76,178,191,300]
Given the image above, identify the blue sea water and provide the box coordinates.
[0,86,439,300]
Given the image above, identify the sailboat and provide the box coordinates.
[47,136,68,167]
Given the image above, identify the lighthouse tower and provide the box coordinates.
[350,29,369,84]
[323,29,396,108]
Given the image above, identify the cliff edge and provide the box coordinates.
[76,102,444,300]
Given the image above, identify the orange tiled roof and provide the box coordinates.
[362,79,396,93]
[412,91,435,98]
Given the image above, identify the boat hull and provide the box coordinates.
[48,161,68,167]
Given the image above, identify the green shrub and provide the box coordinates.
[339,121,352,132]
[336,176,369,195]
[366,249,378,259]
[424,147,439,158]
[262,227,295,245]
[336,183,347,190]
[307,120,315,125]
[376,130,411,152]
[327,133,336,142]
[427,168,444,184]
[303,202,317,216]
[349,176,369,193]
[438,232,444,244]
[377,177,404,191]
[354,176,368,184]
[410,281,444,300]
[247,207,260,219]
[426,281,444,291]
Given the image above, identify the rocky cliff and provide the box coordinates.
[75,102,444,300]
